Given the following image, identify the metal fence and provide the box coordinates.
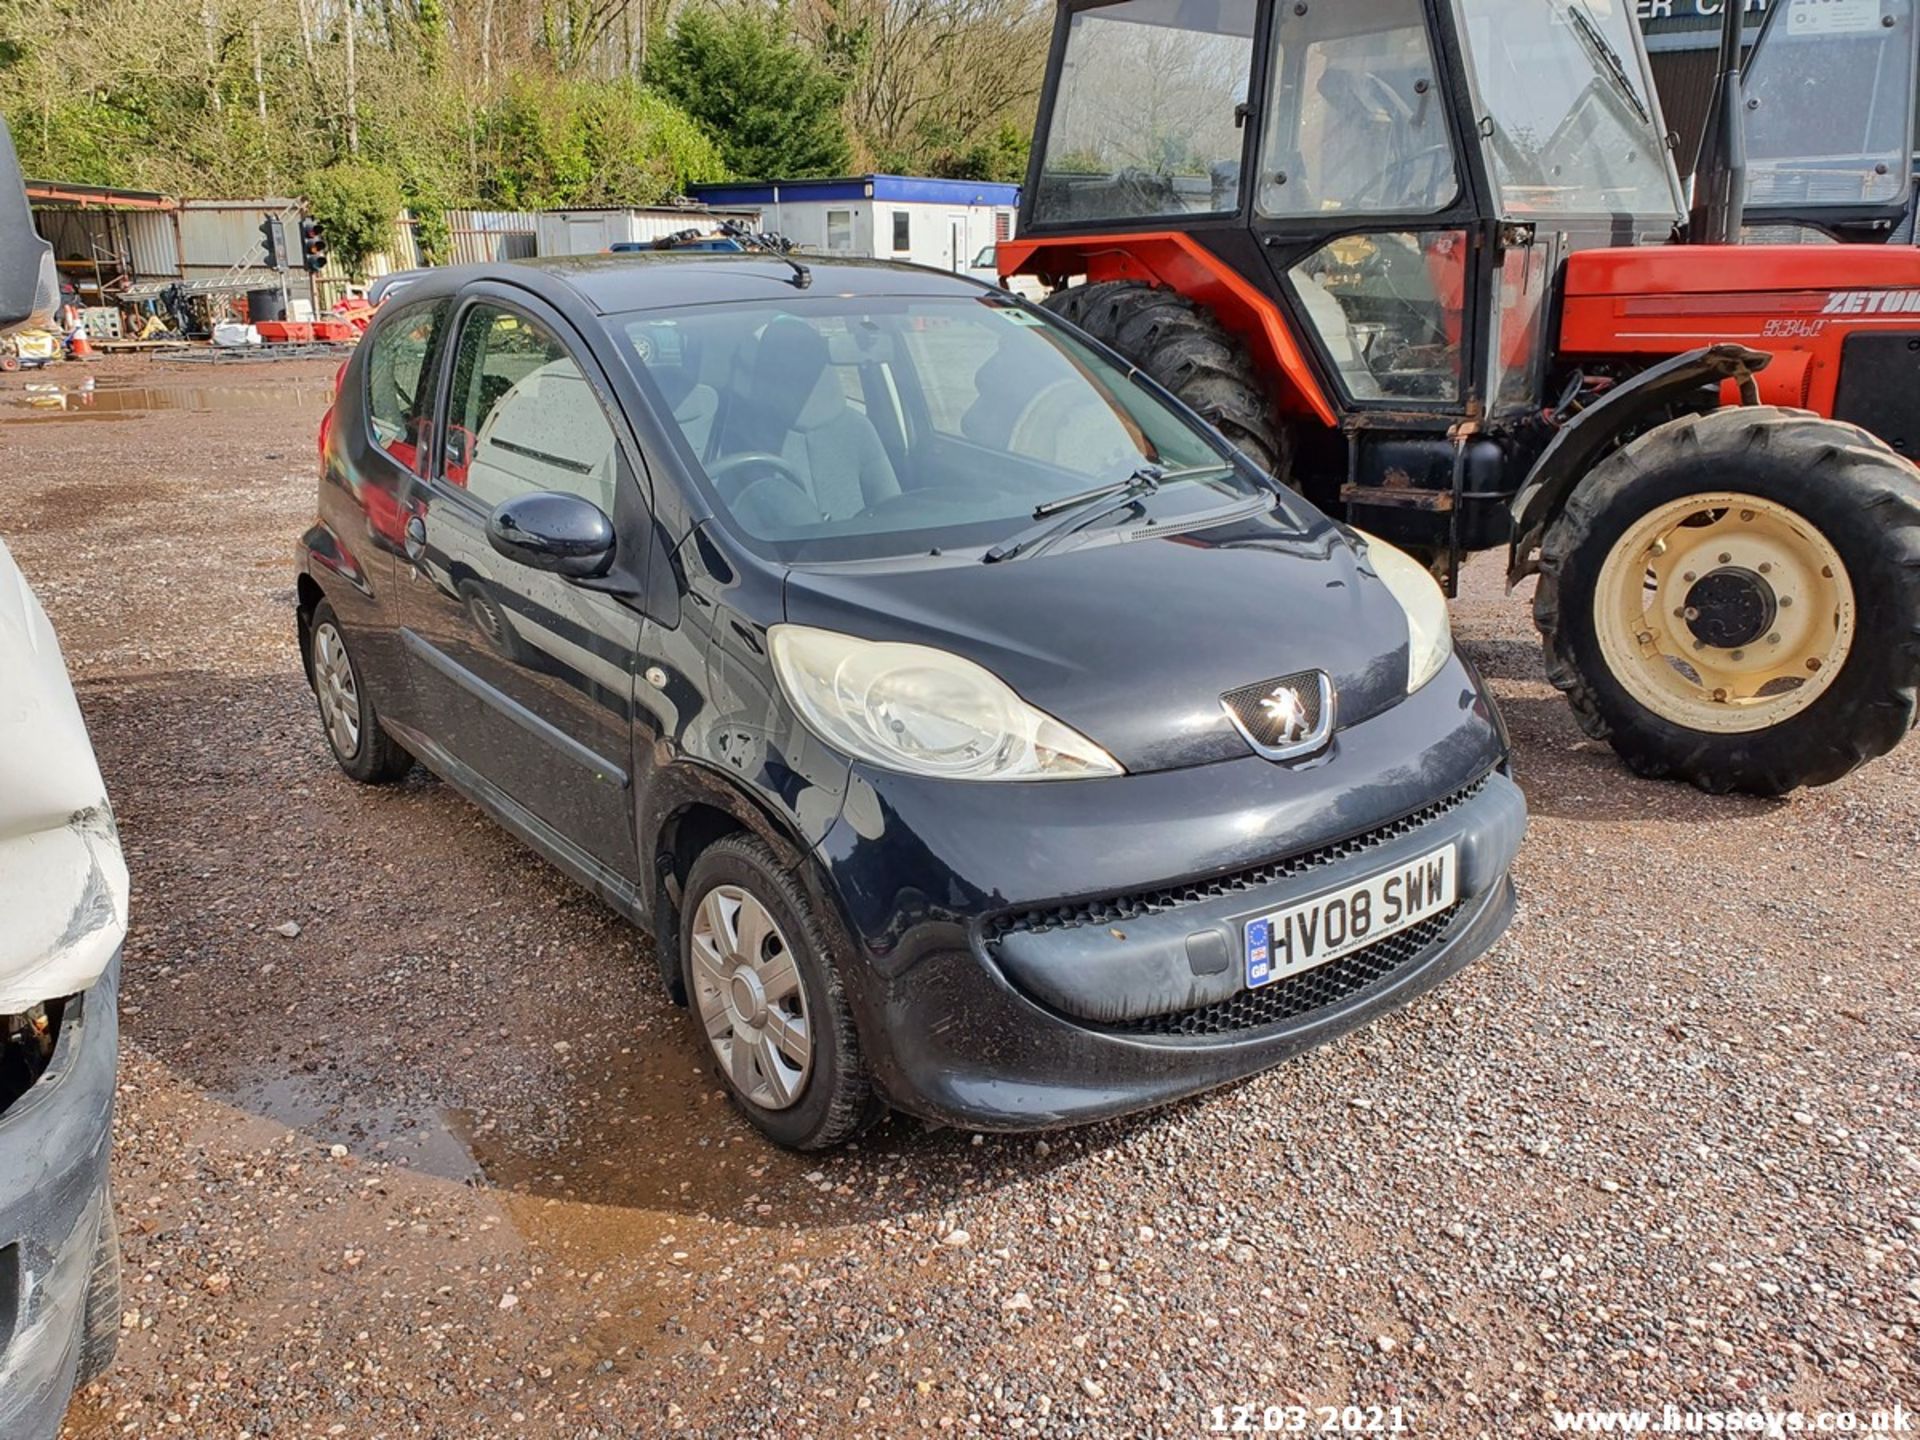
[446,209,537,265]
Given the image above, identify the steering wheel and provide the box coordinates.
[1354,142,1453,212]
[707,451,811,505]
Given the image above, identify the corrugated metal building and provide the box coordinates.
[25,182,180,307]
[535,204,762,256]
[177,198,317,310]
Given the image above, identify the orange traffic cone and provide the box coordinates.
[68,330,91,359]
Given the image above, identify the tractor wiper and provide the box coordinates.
[1566,0,1652,126]
[981,463,1232,564]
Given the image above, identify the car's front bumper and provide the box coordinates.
[810,658,1526,1130]
[0,951,119,1440]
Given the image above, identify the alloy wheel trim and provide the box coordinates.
[313,622,363,758]
[689,883,813,1111]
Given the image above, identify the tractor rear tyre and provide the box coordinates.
[1536,406,1920,795]
[1042,281,1291,483]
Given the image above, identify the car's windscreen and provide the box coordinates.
[613,294,1264,562]
[1455,0,1681,219]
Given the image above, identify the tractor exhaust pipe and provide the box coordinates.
[1689,0,1750,244]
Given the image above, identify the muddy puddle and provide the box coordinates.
[0,371,334,421]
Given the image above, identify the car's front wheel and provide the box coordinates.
[679,835,878,1149]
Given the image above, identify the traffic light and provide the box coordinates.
[299,218,328,274]
[259,215,287,272]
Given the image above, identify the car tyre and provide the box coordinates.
[680,835,879,1150]
[74,1190,121,1386]
[307,600,413,784]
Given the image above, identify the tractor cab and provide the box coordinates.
[1018,0,1682,447]
[1006,0,1920,800]
[1738,0,1919,243]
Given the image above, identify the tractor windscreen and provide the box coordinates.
[1031,0,1258,225]
[1453,0,1683,219]
[1742,0,1917,212]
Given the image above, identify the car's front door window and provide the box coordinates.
[443,304,619,516]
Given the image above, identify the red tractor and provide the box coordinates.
[1002,0,1920,795]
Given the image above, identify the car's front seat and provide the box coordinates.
[726,318,900,520]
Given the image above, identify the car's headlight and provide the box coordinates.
[1360,534,1453,692]
[768,624,1123,781]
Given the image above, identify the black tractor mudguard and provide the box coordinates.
[1506,343,1770,586]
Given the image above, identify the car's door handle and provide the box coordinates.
[403,514,427,560]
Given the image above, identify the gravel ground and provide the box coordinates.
[4,356,1916,1439]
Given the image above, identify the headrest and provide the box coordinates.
[751,318,845,432]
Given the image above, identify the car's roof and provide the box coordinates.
[391,252,997,317]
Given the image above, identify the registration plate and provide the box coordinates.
[1244,843,1456,988]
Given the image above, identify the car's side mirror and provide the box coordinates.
[0,121,56,335]
[486,491,616,579]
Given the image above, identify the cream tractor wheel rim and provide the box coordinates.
[1594,491,1854,734]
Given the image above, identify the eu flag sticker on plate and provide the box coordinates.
[1245,918,1273,988]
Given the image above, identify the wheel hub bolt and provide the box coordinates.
[1758,562,1772,574]
[1683,606,1699,621]
[1637,630,1653,644]
[1807,657,1822,672]
[1822,565,1834,578]
[1739,510,1754,522]
[1779,596,1793,608]
[1712,688,1728,701]
[1767,633,1781,645]
[1683,571,1697,583]
[1718,552,1732,564]
[1730,649,1744,660]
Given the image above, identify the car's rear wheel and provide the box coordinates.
[1536,406,1920,794]
[1041,280,1291,484]
[679,835,878,1150]
[307,601,413,784]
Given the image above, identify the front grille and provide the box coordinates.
[1109,907,1459,1038]
[983,775,1488,947]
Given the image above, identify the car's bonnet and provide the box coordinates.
[0,539,129,1013]
[780,507,1417,775]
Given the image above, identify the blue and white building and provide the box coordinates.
[689,174,1021,276]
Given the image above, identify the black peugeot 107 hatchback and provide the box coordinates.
[297,252,1526,1149]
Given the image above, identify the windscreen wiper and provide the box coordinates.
[1566,0,1652,126]
[981,463,1232,564]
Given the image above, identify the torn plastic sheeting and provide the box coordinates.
[0,538,128,1014]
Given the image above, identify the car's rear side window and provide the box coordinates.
[365,299,447,472]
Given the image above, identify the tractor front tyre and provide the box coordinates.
[1042,281,1291,483]
[1536,406,1920,795]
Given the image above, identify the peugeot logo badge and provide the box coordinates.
[1259,684,1310,744]
[1221,669,1336,762]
